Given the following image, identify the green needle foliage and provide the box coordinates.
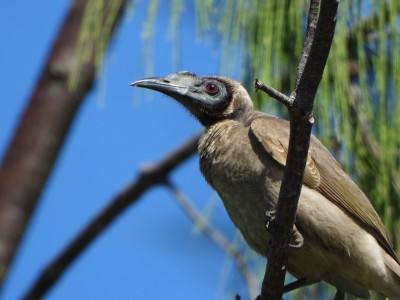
[68,0,125,91]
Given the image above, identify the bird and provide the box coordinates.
[131,71,400,299]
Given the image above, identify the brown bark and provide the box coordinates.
[0,0,126,286]
[256,0,339,299]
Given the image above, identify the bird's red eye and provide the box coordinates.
[205,83,219,95]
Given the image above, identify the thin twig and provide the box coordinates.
[166,182,259,299]
[22,133,201,300]
[254,79,291,107]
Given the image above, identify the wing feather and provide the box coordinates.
[250,116,398,262]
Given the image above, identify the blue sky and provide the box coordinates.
[0,1,254,299]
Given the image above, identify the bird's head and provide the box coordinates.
[130,71,254,127]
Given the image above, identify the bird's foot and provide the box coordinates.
[265,210,304,249]
[265,210,277,233]
[290,225,304,249]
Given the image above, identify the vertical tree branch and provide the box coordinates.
[0,0,127,286]
[259,0,339,299]
[295,0,320,86]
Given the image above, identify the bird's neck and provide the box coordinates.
[202,107,261,129]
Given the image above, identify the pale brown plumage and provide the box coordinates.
[131,71,400,299]
[250,116,397,261]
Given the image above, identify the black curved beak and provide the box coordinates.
[130,77,188,97]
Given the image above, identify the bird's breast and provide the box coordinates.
[199,120,269,187]
[198,120,281,254]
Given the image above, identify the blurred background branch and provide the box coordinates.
[0,0,127,286]
[166,182,259,299]
[22,133,200,299]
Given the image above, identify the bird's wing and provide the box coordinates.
[250,116,398,261]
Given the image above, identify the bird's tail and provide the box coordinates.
[383,253,400,299]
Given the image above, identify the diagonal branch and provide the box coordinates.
[22,134,200,300]
[259,0,339,299]
[0,0,127,286]
[254,79,291,107]
[166,182,259,299]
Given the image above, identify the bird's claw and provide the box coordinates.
[265,210,277,233]
[265,210,304,249]
[289,225,304,249]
